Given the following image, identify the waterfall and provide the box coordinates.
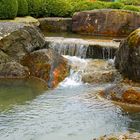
[46,37,89,58]
[58,56,88,87]
[102,47,114,59]
[86,45,117,59]
[45,37,119,59]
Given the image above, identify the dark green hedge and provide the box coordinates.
[26,0,42,17]
[0,0,140,19]
[40,0,72,17]
[0,0,18,19]
[17,0,28,16]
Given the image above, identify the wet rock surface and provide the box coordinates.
[0,26,69,87]
[72,9,140,37]
[100,83,140,104]
[21,49,69,88]
[115,28,140,82]
[81,59,117,83]
[45,37,119,59]
[98,80,140,113]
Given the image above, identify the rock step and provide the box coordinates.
[45,37,120,59]
[72,9,140,37]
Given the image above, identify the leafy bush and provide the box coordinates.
[123,5,140,12]
[41,0,73,17]
[71,1,106,14]
[117,0,140,5]
[26,0,42,17]
[17,0,28,16]
[0,0,18,19]
[106,2,124,9]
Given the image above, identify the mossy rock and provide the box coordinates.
[115,28,140,82]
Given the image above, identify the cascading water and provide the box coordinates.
[46,37,119,59]
[59,56,88,87]
[0,35,140,140]
[46,37,89,58]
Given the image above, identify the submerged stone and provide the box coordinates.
[98,81,140,112]
[93,132,140,140]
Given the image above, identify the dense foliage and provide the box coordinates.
[0,0,18,19]
[17,0,28,16]
[117,0,140,5]
[26,0,42,17]
[41,0,72,17]
[106,2,124,9]
[0,0,139,19]
[123,5,140,12]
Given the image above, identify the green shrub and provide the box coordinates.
[0,0,18,19]
[41,0,73,17]
[71,1,106,14]
[117,0,140,5]
[106,2,124,9]
[17,0,28,16]
[26,0,42,17]
[123,5,140,12]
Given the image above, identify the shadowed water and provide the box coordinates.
[0,57,140,140]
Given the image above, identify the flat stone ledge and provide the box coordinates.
[45,37,120,59]
[38,17,72,33]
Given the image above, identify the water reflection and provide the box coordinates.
[0,84,140,140]
[0,78,47,111]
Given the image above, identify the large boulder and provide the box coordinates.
[0,17,39,38]
[0,26,45,61]
[21,49,69,88]
[0,50,29,78]
[98,82,140,112]
[72,9,140,37]
[100,84,140,105]
[115,28,140,82]
[0,25,69,87]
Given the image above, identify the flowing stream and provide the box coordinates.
[0,36,140,140]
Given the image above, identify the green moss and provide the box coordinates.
[128,28,140,47]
